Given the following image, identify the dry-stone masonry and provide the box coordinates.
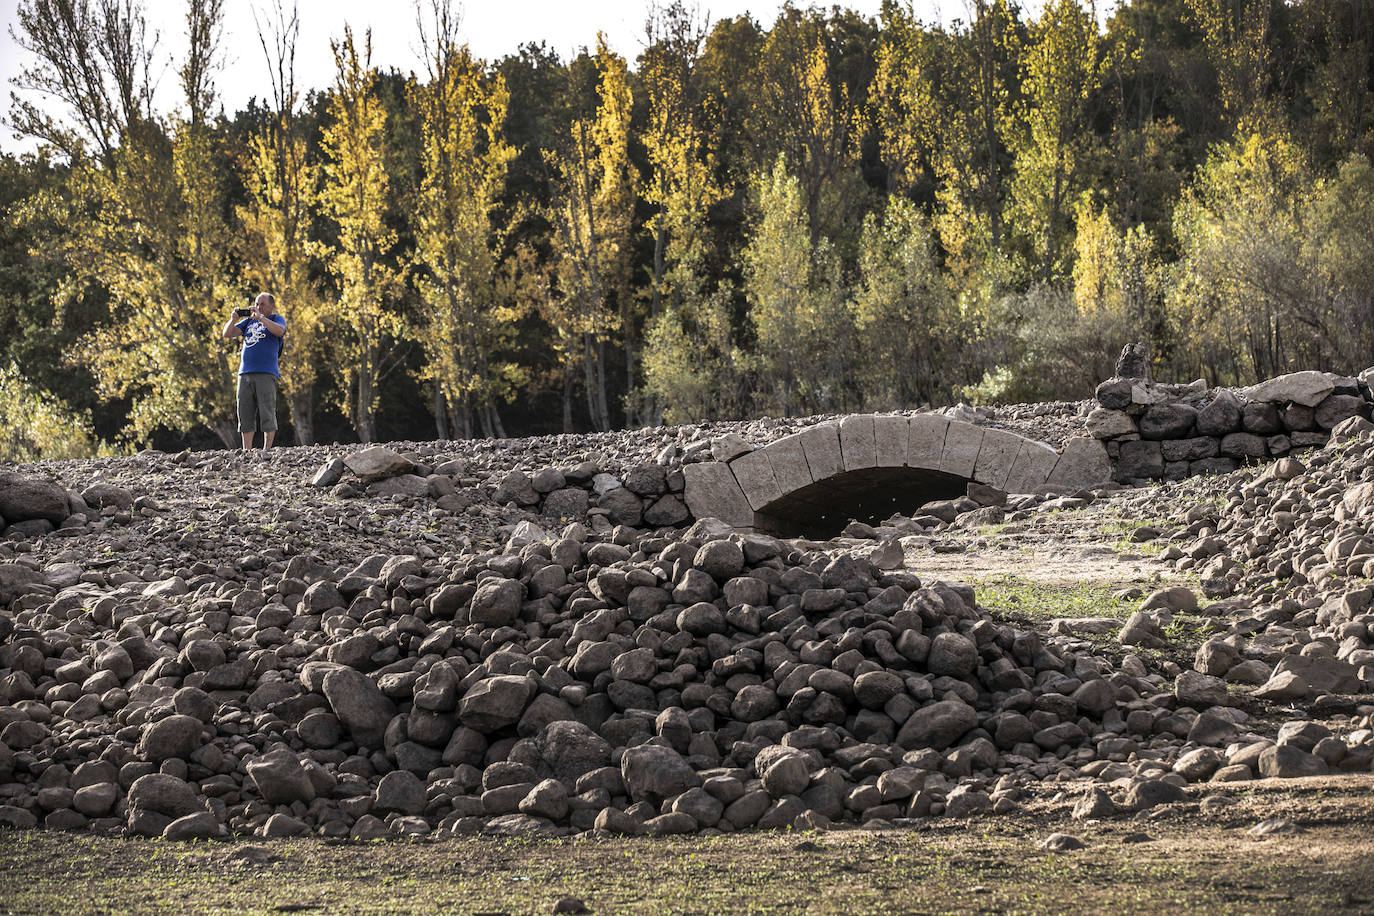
[1089,369,1374,483]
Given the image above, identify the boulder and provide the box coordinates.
[246,748,317,805]
[321,667,398,750]
[137,715,205,763]
[343,446,414,481]
[895,699,977,750]
[1241,371,1336,407]
[126,774,201,818]
[0,472,70,524]
[621,744,699,802]
[458,675,534,733]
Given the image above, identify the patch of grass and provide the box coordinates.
[4,807,1374,916]
[970,574,1141,622]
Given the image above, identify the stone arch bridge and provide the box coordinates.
[682,414,1111,535]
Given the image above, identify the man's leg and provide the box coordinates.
[237,375,256,451]
[255,374,279,450]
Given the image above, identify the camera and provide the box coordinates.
[235,307,252,318]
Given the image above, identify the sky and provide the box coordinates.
[0,0,951,155]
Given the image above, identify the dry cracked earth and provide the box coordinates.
[1,402,1374,914]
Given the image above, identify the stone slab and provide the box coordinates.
[1047,437,1114,489]
[682,463,753,528]
[762,433,813,495]
[799,423,843,481]
[730,449,783,512]
[939,421,985,478]
[972,429,1023,489]
[907,414,950,470]
[873,415,910,468]
[1002,439,1060,493]
[839,415,877,471]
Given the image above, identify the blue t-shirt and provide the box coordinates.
[236,313,286,377]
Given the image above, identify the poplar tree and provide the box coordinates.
[1007,0,1103,282]
[852,196,952,408]
[411,0,518,439]
[744,156,853,416]
[319,27,403,443]
[639,0,738,424]
[57,0,242,446]
[542,37,635,432]
[237,0,326,444]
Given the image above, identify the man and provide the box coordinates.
[222,292,287,450]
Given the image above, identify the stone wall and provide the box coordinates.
[1088,369,1374,483]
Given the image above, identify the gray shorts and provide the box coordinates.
[237,373,279,432]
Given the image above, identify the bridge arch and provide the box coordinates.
[682,414,1111,536]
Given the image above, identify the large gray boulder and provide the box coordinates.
[1241,370,1336,407]
[246,748,317,805]
[321,667,397,749]
[343,446,414,481]
[620,744,700,802]
[469,578,523,627]
[895,699,978,750]
[534,721,612,781]
[0,563,44,604]
[137,714,206,763]
[127,773,201,818]
[0,472,69,524]
[79,482,133,509]
[458,675,534,732]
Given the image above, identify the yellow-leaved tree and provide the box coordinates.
[411,0,519,439]
[639,0,742,424]
[1006,0,1102,283]
[542,35,635,432]
[237,0,327,444]
[319,27,405,443]
[62,0,243,447]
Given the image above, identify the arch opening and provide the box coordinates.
[752,466,968,539]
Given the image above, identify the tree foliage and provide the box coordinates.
[5,0,1374,458]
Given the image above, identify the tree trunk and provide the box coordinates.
[583,333,609,432]
[212,420,238,449]
[289,385,315,446]
[595,337,611,429]
[562,367,574,433]
[489,405,507,439]
[432,379,447,441]
[357,359,375,444]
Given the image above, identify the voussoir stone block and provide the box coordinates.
[683,464,754,528]
[1047,437,1114,489]
[799,423,842,481]
[873,415,910,468]
[730,449,783,512]
[907,414,950,470]
[939,421,985,478]
[972,429,1023,489]
[762,433,813,494]
[839,415,877,471]
[1003,439,1060,493]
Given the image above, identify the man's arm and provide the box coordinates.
[222,309,244,339]
[258,317,288,341]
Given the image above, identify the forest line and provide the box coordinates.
[2,0,1373,458]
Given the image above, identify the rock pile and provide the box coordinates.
[1088,369,1373,482]
[4,487,1371,842]
[5,401,1374,843]
[1144,415,1374,708]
